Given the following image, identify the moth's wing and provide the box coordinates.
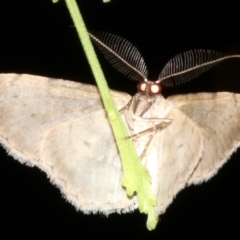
[0,73,134,213]
[41,110,135,213]
[140,107,204,214]
[0,74,102,164]
[168,92,240,184]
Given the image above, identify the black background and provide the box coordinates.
[0,0,240,239]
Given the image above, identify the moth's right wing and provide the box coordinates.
[168,92,240,185]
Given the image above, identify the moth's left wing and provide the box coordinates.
[168,92,240,184]
[0,73,134,214]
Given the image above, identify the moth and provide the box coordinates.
[0,32,240,219]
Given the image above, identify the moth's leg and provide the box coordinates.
[118,98,137,136]
[122,117,172,160]
[122,109,135,132]
[119,98,133,114]
[130,118,172,140]
[126,124,166,160]
[138,131,160,160]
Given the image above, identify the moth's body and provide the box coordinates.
[123,93,174,197]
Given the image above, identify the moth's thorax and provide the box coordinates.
[123,93,174,137]
[129,93,174,119]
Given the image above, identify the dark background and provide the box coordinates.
[0,0,240,239]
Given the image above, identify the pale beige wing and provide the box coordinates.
[139,107,204,214]
[168,92,240,185]
[41,111,135,214]
[0,73,133,213]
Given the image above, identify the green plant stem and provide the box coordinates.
[64,0,158,230]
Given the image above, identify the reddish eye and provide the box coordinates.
[137,81,147,93]
[137,81,162,95]
[150,83,162,95]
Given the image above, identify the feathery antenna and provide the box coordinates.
[89,32,240,87]
[89,32,148,81]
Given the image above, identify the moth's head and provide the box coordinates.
[137,79,162,96]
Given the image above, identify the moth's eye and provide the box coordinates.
[150,83,162,95]
[137,81,147,93]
